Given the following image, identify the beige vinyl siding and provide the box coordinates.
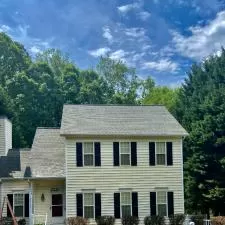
[4,118,12,155]
[0,118,12,156]
[65,137,184,224]
[32,179,65,225]
[0,180,29,217]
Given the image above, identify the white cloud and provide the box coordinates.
[143,59,179,72]
[88,47,111,57]
[102,26,113,42]
[109,49,127,61]
[138,11,151,21]
[30,46,41,54]
[172,10,225,60]
[0,25,11,32]
[117,2,142,14]
[124,27,146,38]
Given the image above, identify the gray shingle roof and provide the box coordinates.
[24,128,65,178]
[60,105,188,137]
[0,128,65,179]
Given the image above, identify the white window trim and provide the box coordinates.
[83,192,95,219]
[155,142,167,166]
[120,192,132,217]
[83,142,95,167]
[13,193,25,217]
[119,142,131,166]
[51,193,64,217]
[156,191,168,217]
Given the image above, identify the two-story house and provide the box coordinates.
[0,105,188,225]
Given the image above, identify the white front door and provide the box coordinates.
[51,193,64,224]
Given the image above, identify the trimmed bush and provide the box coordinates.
[66,217,88,225]
[96,216,115,225]
[212,217,225,225]
[18,219,26,225]
[144,216,164,225]
[122,216,139,225]
[169,214,185,225]
[0,217,13,225]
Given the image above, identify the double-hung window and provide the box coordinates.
[14,193,24,217]
[120,142,131,166]
[83,142,94,166]
[157,191,167,216]
[156,142,166,165]
[121,192,132,217]
[83,193,94,218]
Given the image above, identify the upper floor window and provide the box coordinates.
[149,142,173,166]
[120,142,131,166]
[113,142,137,166]
[76,142,101,167]
[156,142,166,165]
[83,142,94,166]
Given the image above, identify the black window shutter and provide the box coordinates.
[25,194,29,217]
[95,193,101,218]
[167,192,174,216]
[76,143,83,167]
[131,142,137,166]
[167,142,173,166]
[132,192,138,217]
[113,142,119,166]
[150,192,156,216]
[7,194,13,217]
[95,142,101,167]
[149,142,155,166]
[114,193,120,218]
[76,193,83,217]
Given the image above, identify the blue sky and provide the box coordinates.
[0,0,225,86]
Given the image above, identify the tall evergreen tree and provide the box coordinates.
[175,49,225,215]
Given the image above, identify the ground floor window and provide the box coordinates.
[121,192,132,217]
[14,194,24,217]
[52,194,63,217]
[157,191,167,216]
[83,193,94,218]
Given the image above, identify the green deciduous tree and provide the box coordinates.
[143,86,179,112]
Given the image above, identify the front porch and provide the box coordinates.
[31,179,65,225]
[0,178,65,225]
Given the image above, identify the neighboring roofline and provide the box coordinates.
[0,177,65,181]
[63,104,165,107]
[60,133,189,138]
[36,127,60,129]
[0,115,11,122]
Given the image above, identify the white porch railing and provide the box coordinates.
[32,213,47,225]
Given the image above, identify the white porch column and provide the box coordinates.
[29,181,33,225]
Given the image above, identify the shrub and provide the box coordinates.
[66,217,88,225]
[169,214,185,225]
[212,217,225,225]
[144,216,164,225]
[190,215,205,225]
[0,217,13,225]
[122,216,139,225]
[18,219,26,225]
[96,216,115,225]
